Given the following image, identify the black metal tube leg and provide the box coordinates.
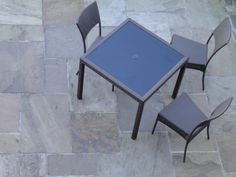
[112,84,114,92]
[183,141,189,163]
[77,61,85,99]
[207,124,210,140]
[172,64,186,99]
[152,116,159,134]
[202,71,205,91]
[132,102,144,140]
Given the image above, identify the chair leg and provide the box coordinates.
[207,124,210,140]
[183,141,189,163]
[152,116,159,134]
[202,71,206,91]
[112,84,114,92]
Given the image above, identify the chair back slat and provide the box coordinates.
[210,97,233,120]
[76,1,101,41]
[212,17,231,54]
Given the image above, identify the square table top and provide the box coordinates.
[81,19,186,102]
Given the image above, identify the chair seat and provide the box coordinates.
[171,34,208,66]
[159,93,208,137]
[88,36,104,52]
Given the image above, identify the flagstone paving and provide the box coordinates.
[0,0,235,176]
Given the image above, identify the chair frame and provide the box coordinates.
[152,96,233,162]
[76,1,102,54]
[171,17,231,90]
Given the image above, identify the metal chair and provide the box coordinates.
[152,92,233,162]
[170,17,231,90]
[76,1,115,91]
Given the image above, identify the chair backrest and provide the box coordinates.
[206,17,231,64]
[76,1,101,53]
[209,97,233,121]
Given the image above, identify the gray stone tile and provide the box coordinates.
[205,76,236,112]
[43,0,84,25]
[20,94,71,153]
[71,112,120,153]
[173,152,224,177]
[185,0,226,30]
[0,94,20,132]
[0,42,44,93]
[116,90,165,132]
[127,12,171,42]
[126,0,185,13]
[68,59,117,113]
[48,154,98,176]
[0,0,42,25]
[20,154,47,177]
[45,26,84,58]
[44,59,68,94]
[227,173,236,177]
[0,134,19,153]
[207,41,236,76]
[211,113,236,173]
[85,0,126,26]
[0,154,20,177]
[98,133,175,177]
[0,25,44,42]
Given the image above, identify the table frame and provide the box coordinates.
[77,18,188,140]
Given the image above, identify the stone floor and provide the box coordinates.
[0,0,236,176]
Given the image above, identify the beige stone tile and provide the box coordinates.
[43,0,84,25]
[98,133,175,177]
[20,94,71,153]
[0,134,19,153]
[0,94,20,132]
[173,152,224,177]
[71,112,120,153]
[48,154,98,176]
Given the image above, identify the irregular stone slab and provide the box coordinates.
[0,134,19,153]
[185,0,226,30]
[85,0,126,26]
[0,25,44,42]
[20,154,47,177]
[126,0,184,12]
[0,42,44,93]
[45,26,83,58]
[71,112,120,153]
[20,94,71,153]
[0,94,20,132]
[116,90,166,132]
[127,12,171,42]
[0,154,20,177]
[211,113,236,173]
[48,154,98,176]
[44,59,68,94]
[0,0,42,25]
[43,0,84,25]
[68,59,117,113]
[205,76,236,112]
[98,133,175,177]
[173,152,224,177]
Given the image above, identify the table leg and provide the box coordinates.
[77,61,85,99]
[131,102,144,140]
[172,64,186,99]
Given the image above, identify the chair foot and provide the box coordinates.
[207,124,210,140]
[152,117,159,134]
[183,141,189,163]
[202,71,205,91]
[112,84,114,92]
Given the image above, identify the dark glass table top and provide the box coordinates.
[82,19,185,100]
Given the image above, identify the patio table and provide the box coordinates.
[77,18,188,140]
